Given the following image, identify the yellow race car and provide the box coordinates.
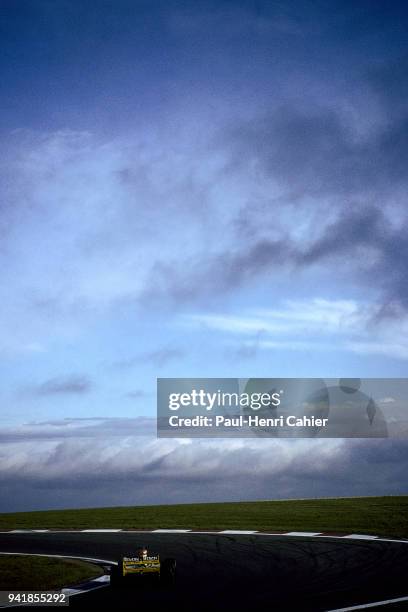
[111,547,176,587]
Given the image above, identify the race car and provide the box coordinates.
[111,547,176,587]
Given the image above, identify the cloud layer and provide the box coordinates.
[0,418,407,512]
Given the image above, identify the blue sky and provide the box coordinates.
[1,0,408,510]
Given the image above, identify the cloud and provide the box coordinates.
[1,51,408,389]
[0,417,155,443]
[0,127,233,351]
[114,347,185,369]
[143,348,185,367]
[25,375,92,397]
[226,54,408,200]
[2,77,408,335]
[144,202,408,315]
[125,389,148,399]
[185,298,408,359]
[188,299,361,335]
[0,418,406,511]
[299,207,408,313]
[162,60,407,310]
[346,341,408,360]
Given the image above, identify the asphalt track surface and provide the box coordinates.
[1,532,408,611]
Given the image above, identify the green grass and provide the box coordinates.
[0,555,103,590]
[0,496,407,538]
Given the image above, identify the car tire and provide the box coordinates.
[161,558,176,586]
[110,562,123,587]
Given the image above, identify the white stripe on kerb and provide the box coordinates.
[0,551,115,565]
[61,577,110,597]
[152,529,191,533]
[342,534,379,540]
[219,530,259,534]
[284,531,323,536]
[92,575,110,583]
[326,594,408,611]
[81,529,122,532]
[60,588,82,596]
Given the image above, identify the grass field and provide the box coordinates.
[0,555,103,590]
[0,496,407,538]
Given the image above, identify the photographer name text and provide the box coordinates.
[167,415,328,428]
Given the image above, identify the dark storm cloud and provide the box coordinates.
[143,54,408,312]
[30,375,92,396]
[141,240,293,306]
[228,109,403,200]
[217,239,294,287]
[147,203,408,315]
[301,207,408,312]
[300,207,385,265]
[228,108,361,196]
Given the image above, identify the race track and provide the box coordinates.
[1,532,408,611]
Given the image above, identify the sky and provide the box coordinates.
[1,0,408,511]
